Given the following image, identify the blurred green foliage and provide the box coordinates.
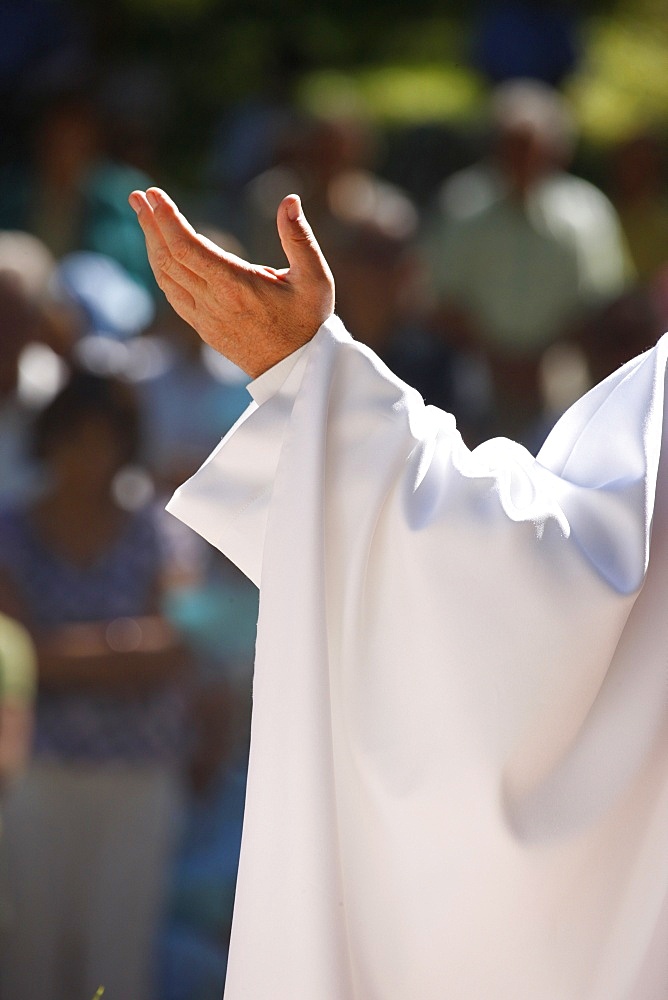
[568,15,668,142]
[80,0,668,185]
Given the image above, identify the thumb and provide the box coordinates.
[277,195,334,288]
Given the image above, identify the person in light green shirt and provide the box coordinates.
[426,79,633,444]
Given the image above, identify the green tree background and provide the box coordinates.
[72,0,668,190]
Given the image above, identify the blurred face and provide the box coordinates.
[49,414,127,495]
[497,125,554,195]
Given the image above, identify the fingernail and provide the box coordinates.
[147,190,160,209]
[129,192,142,214]
[287,195,301,222]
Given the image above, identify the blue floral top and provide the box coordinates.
[0,504,186,763]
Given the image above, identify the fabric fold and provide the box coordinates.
[169,315,668,1000]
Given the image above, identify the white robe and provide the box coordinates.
[167,316,668,1000]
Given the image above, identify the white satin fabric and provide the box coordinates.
[168,316,668,1000]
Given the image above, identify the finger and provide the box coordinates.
[154,270,197,323]
[276,195,334,288]
[145,241,198,315]
[146,188,233,283]
[131,190,207,294]
[146,187,197,236]
[131,189,175,266]
[128,190,147,215]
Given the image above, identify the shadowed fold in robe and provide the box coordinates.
[167,315,668,1000]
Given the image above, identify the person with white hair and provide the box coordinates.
[425,79,633,444]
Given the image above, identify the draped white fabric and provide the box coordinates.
[167,316,668,1000]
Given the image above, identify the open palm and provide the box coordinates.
[130,188,335,377]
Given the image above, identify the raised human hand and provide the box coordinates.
[129,188,335,377]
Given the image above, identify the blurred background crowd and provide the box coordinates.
[0,0,667,998]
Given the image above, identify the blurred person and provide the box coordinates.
[608,129,668,283]
[0,231,70,507]
[248,122,458,418]
[0,91,155,293]
[332,219,462,419]
[581,285,664,388]
[0,370,190,1000]
[0,272,45,507]
[245,112,417,272]
[425,79,632,444]
[0,613,35,795]
[131,186,668,1000]
[0,612,36,932]
[333,219,425,355]
[580,131,668,411]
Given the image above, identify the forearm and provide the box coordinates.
[0,700,33,789]
[36,616,189,695]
